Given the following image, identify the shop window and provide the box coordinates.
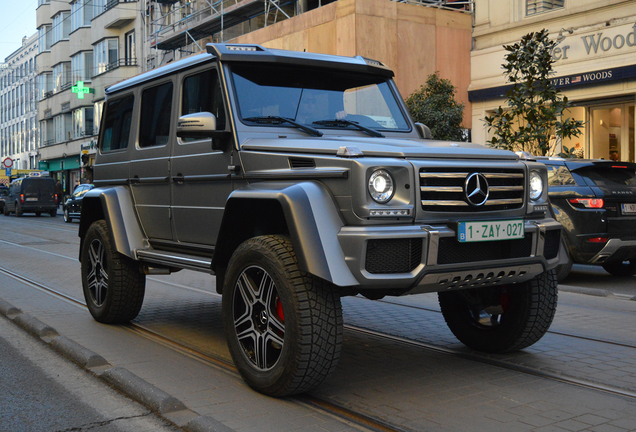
[139,82,173,148]
[101,95,134,152]
[526,0,564,16]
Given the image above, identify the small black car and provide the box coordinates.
[63,184,94,223]
[3,176,58,217]
[539,158,636,279]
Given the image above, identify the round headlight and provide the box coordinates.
[368,170,394,203]
[529,171,544,201]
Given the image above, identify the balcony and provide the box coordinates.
[100,0,137,29]
[93,58,138,78]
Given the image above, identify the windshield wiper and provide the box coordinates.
[243,116,323,137]
[312,119,385,138]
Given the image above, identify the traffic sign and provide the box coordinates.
[5,168,11,176]
[2,157,13,168]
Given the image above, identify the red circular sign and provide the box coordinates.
[2,158,13,168]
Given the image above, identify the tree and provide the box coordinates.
[484,29,584,156]
[405,72,465,141]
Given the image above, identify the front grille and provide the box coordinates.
[543,229,561,260]
[437,236,533,265]
[365,238,422,274]
[420,168,525,212]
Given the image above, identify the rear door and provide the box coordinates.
[170,65,232,247]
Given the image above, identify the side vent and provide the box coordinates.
[289,157,316,169]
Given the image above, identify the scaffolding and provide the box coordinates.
[145,0,473,67]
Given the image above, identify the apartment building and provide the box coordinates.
[470,0,636,161]
[0,33,39,177]
[36,0,143,193]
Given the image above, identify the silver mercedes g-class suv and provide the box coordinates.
[79,44,562,397]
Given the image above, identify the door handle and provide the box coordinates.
[172,174,185,183]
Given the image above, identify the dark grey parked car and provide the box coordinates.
[3,176,57,217]
[0,185,8,213]
[79,44,562,397]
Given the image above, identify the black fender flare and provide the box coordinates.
[78,186,146,261]
[212,181,359,287]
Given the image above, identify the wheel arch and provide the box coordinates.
[212,181,358,292]
[78,186,146,262]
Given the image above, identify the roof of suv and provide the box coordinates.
[106,43,393,96]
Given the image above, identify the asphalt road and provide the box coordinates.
[0,315,180,432]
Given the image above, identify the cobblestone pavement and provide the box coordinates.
[2,216,636,431]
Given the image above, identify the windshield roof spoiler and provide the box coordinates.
[206,43,394,77]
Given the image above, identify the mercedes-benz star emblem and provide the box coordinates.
[464,173,489,206]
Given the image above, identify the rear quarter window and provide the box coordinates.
[101,95,135,152]
[546,165,576,186]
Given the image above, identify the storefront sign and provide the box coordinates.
[469,64,636,102]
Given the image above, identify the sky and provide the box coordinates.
[0,0,38,62]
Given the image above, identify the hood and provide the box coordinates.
[239,136,519,160]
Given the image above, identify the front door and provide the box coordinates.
[170,66,232,247]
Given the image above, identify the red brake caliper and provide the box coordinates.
[500,289,510,314]
[276,297,284,322]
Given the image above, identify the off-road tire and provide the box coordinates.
[602,260,636,277]
[50,209,57,217]
[3,204,8,216]
[15,203,23,217]
[438,269,558,353]
[81,220,146,323]
[222,235,343,397]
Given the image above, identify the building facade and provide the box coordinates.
[470,0,636,161]
[0,33,40,179]
[36,0,144,194]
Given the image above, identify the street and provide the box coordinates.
[1,212,636,432]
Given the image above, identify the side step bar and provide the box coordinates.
[135,249,212,273]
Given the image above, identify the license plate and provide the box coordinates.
[458,220,524,242]
[26,197,38,202]
[622,203,636,214]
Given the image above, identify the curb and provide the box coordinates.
[558,285,611,297]
[0,297,235,432]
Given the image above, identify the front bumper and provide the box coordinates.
[338,218,562,294]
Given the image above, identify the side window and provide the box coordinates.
[139,81,173,148]
[101,95,134,152]
[181,69,225,130]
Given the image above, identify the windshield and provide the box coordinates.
[230,63,410,132]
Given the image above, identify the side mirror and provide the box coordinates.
[415,122,432,139]
[177,112,218,139]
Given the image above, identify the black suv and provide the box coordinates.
[540,158,636,279]
[0,185,8,213]
[79,44,562,396]
[63,184,94,223]
[3,176,58,217]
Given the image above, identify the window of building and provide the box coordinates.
[38,0,50,5]
[94,38,118,75]
[73,107,94,138]
[93,0,107,17]
[139,82,173,148]
[38,72,53,100]
[125,31,136,66]
[93,100,104,136]
[54,113,72,143]
[526,0,564,16]
[52,12,71,44]
[101,95,134,152]
[71,51,94,83]
[71,0,95,31]
[38,25,53,52]
[53,62,72,92]
[41,118,54,146]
